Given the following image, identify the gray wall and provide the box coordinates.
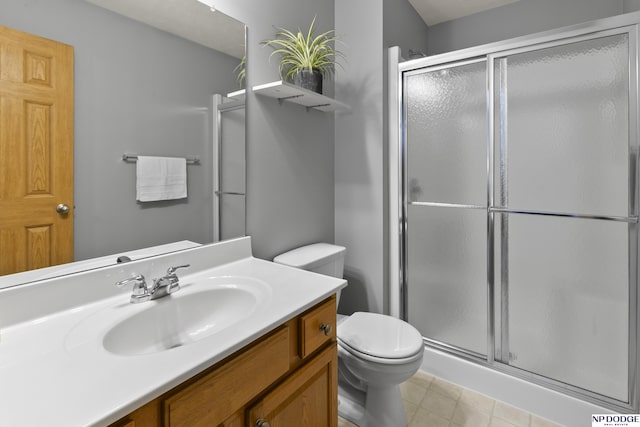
[383,0,429,57]
[9,0,634,317]
[428,0,638,55]
[334,0,384,314]
[333,0,427,315]
[626,0,640,12]
[214,0,336,261]
[1,0,239,260]
[382,0,429,315]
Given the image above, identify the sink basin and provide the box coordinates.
[101,277,271,356]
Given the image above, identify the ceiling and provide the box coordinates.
[408,0,519,26]
[83,0,245,59]
[83,0,517,59]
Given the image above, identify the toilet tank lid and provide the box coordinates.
[273,243,346,270]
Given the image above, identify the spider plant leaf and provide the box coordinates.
[262,15,344,80]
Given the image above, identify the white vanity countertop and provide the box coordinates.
[0,237,346,427]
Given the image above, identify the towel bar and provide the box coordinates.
[122,153,200,165]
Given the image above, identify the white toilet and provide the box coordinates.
[274,243,424,427]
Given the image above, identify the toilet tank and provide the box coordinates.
[273,243,346,278]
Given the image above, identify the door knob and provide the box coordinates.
[56,203,70,214]
[255,419,270,427]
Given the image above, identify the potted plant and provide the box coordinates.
[262,16,343,94]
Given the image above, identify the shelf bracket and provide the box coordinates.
[277,94,304,105]
[306,103,331,112]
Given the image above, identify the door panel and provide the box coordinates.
[405,60,487,206]
[407,205,487,356]
[495,214,629,401]
[492,31,633,402]
[404,59,488,356]
[494,33,630,217]
[0,26,74,275]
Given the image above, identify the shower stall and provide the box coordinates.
[213,94,246,242]
[396,13,640,412]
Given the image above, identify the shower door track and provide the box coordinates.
[398,14,640,413]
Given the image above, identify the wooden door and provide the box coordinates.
[248,344,338,427]
[0,26,74,275]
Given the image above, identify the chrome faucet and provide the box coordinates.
[150,264,190,299]
[115,274,150,303]
[115,264,190,303]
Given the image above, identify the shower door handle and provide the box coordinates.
[488,207,638,223]
[215,191,246,196]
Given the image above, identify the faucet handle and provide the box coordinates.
[159,265,190,296]
[167,264,190,275]
[115,274,146,288]
[116,274,150,303]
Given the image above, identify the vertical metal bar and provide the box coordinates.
[498,57,511,364]
[487,56,496,364]
[401,70,410,321]
[631,217,639,408]
[386,47,402,319]
[628,25,639,410]
[211,94,222,243]
[632,32,640,222]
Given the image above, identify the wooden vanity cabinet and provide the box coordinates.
[108,296,337,427]
[248,344,337,427]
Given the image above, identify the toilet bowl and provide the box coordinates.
[274,244,424,427]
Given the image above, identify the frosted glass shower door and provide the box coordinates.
[216,104,246,241]
[492,30,635,401]
[404,60,488,356]
[496,215,629,401]
[493,32,631,217]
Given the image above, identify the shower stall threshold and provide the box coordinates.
[420,346,612,426]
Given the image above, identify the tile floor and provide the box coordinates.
[337,371,563,427]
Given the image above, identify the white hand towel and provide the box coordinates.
[136,156,187,202]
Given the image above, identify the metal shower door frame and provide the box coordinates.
[398,15,640,411]
[401,57,489,363]
[213,95,247,243]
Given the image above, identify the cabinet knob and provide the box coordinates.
[255,419,270,427]
[320,322,333,336]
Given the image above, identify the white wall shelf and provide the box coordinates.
[252,80,349,112]
[227,88,246,102]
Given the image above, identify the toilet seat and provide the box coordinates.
[337,312,423,364]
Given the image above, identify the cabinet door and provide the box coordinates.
[248,344,338,427]
[108,399,161,427]
[164,327,290,426]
